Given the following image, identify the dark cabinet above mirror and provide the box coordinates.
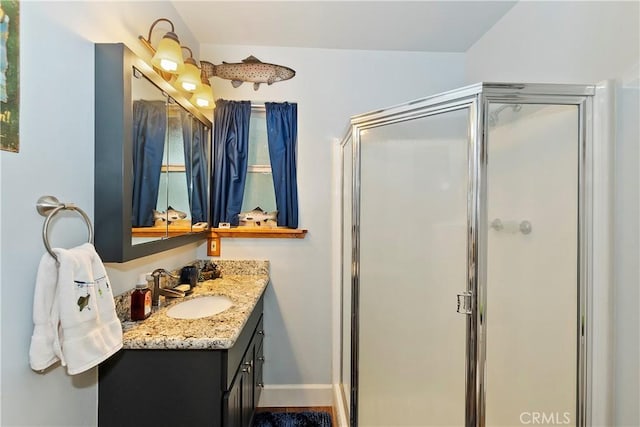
[95,43,212,263]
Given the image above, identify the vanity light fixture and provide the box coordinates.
[175,46,201,92]
[140,18,215,110]
[139,18,184,74]
[190,72,215,109]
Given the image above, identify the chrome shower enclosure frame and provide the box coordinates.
[342,82,597,427]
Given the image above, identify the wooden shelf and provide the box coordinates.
[206,226,307,256]
[209,227,307,239]
[132,219,208,237]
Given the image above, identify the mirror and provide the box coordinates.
[130,70,202,245]
[95,43,211,262]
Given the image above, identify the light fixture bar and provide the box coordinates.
[140,18,214,110]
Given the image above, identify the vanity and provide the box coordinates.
[98,261,268,427]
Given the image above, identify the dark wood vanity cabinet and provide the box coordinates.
[98,297,264,427]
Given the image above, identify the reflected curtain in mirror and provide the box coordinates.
[184,113,208,223]
[132,100,166,227]
[211,100,251,227]
[266,102,298,228]
[179,109,193,221]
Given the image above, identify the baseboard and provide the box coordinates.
[258,384,333,407]
[332,384,349,427]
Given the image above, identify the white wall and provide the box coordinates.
[0,2,199,426]
[197,43,465,401]
[465,2,640,426]
[613,76,639,427]
[465,1,639,86]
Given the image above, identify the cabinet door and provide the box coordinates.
[224,374,243,427]
[94,43,210,263]
[241,349,254,427]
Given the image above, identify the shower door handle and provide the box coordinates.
[456,291,472,315]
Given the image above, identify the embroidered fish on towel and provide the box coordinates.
[77,295,91,312]
[200,56,296,91]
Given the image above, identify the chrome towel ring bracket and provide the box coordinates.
[36,195,94,263]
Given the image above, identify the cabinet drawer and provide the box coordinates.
[254,338,264,406]
[254,316,264,351]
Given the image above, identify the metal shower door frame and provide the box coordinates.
[348,82,594,427]
[476,85,594,427]
[350,86,481,427]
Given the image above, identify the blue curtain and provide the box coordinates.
[265,102,298,228]
[132,100,166,227]
[211,100,251,227]
[190,117,209,223]
[179,111,199,223]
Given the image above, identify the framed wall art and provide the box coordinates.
[0,0,19,153]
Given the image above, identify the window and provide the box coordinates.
[211,100,299,230]
[241,107,277,213]
[209,100,305,251]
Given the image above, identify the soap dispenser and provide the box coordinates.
[131,273,152,321]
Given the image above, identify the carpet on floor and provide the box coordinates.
[253,411,332,427]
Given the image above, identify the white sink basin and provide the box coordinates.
[166,295,233,319]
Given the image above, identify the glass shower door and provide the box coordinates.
[357,107,470,426]
[484,103,579,426]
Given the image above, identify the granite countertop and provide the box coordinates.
[120,261,268,351]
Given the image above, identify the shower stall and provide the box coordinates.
[338,83,601,427]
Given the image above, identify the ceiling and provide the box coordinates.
[171,1,517,53]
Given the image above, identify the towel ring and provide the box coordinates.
[36,195,94,262]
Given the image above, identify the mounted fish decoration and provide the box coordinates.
[238,207,278,227]
[200,56,295,91]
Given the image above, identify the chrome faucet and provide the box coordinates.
[150,268,185,307]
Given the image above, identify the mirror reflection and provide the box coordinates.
[157,103,191,234]
[130,67,210,245]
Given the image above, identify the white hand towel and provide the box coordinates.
[30,243,123,375]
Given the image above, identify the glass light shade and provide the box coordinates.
[176,58,201,92]
[151,32,184,74]
[190,81,215,109]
